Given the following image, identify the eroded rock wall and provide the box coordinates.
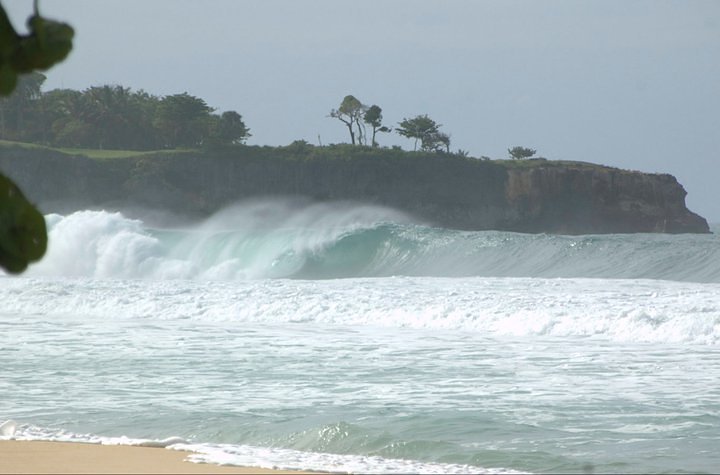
[503,165,709,233]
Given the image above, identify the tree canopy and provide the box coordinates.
[210,110,252,145]
[329,95,365,145]
[363,104,390,147]
[508,146,537,160]
[396,114,450,153]
[0,85,251,150]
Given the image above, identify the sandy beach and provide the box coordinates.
[0,441,316,474]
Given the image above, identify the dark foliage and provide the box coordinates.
[0,79,250,150]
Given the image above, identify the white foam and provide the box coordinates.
[175,442,525,474]
[0,420,17,437]
[0,423,185,447]
[2,276,719,345]
[28,205,414,280]
[1,423,524,474]
[29,211,163,278]
[16,207,720,282]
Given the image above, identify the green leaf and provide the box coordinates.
[0,247,28,273]
[12,15,74,72]
[0,62,17,94]
[0,174,47,273]
[0,5,20,54]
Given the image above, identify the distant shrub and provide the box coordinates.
[508,146,537,160]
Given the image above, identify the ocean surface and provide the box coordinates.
[1,202,719,473]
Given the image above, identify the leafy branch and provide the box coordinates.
[0,1,73,272]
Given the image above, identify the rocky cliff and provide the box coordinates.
[0,145,710,234]
[503,164,709,233]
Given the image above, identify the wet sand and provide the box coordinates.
[0,440,317,474]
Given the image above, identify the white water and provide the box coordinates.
[22,206,720,281]
[3,276,720,345]
[2,207,720,473]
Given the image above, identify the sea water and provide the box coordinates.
[1,202,719,473]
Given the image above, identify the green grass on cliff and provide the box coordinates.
[0,139,615,172]
[496,156,614,170]
[53,147,173,159]
[0,140,194,160]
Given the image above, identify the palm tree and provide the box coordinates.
[85,85,134,149]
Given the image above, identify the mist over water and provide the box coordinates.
[28,201,720,282]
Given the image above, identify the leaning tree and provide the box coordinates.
[329,95,366,145]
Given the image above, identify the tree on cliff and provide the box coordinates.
[0,71,45,139]
[2,83,249,150]
[329,95,366,145]
[208,110,251,145]
[0,1,74,273]
[153,93,214,148]
[83,85,144,149]
[508,146,537,160]
[396,114,450,152]
[426,130,451,153]
[40,88,93,146]
[363,105,391,147]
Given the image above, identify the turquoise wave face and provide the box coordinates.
[28,205,720,282]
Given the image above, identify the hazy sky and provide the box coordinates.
[6,0,720,221]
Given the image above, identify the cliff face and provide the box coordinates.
[0,146,710,234]
[503,165,709,233]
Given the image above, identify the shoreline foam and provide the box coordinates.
[0,440,315,474]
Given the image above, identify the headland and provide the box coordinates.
[0,141,709,234]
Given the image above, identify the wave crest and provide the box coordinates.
[24,203,720,282]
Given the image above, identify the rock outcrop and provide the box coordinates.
[0,145,710,234]
[502,164,709,233]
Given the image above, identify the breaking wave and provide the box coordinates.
[24,202,720,282]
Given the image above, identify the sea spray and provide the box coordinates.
[24,204,720,282]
